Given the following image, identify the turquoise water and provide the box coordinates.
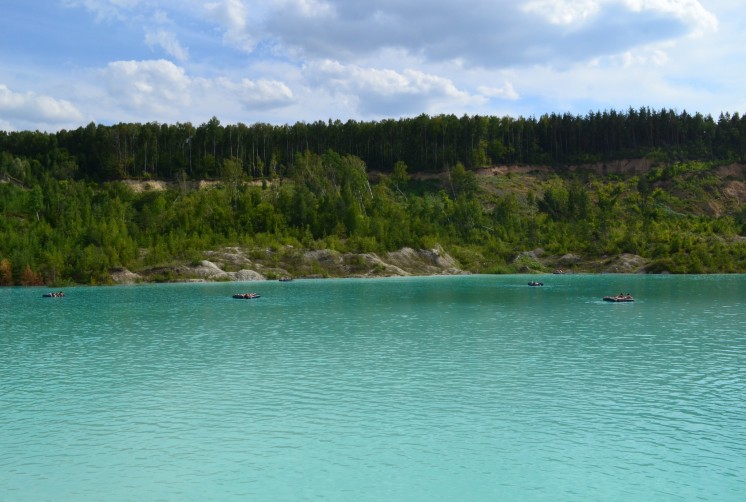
[1,275,745,501]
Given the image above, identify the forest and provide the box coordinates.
[1,107,745,285]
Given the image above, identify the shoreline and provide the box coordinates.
[44,248,694,287]
[13,245,746,288]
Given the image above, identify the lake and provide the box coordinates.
[1,275,745,501]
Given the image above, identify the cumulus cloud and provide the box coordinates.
[623,0,718,34]
[0,84,85,127]
[68,1,714,69]
[97,59,294,122]
[205,0,256,52]
[145,29,189,61]
[101,59,192,115]
[4,0,735,131]
[478,82,520,101]
[304,60,484,116]
[214,77,294,109]
[264,0,716,68]
[522,0,717,31]
[522,0,601,25]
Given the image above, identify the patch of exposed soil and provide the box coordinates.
[109,245,467,284]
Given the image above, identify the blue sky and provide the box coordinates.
[0,0,743,131]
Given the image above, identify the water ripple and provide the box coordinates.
[2,276,745,501]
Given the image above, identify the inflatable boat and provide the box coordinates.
[233,293,261,299]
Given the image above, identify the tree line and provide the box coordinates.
[1,108,745,182]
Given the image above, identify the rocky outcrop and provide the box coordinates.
[109,246,661,284]
[385,246,462,275]
[511,249,652,274]
[109,267,142,284]
[512,248,546,272]
[227,269,265,281]
[108,246,465,284]
[599,253,650,274]
[190,260,229,279]
[558,253,581,266]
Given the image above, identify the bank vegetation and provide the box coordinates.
[1,108,745,285]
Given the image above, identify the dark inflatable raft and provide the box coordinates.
[233,293,261,299]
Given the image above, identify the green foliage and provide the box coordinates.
[1,117,746,284]
[449,162,478,198]
[391,161,411,192]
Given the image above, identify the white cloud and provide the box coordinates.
[524,0,717,32]
[96,59,294,122]
[145,30,189,61]
[205,0,255,52]
[261,0,718,69]
[478,83,520,101]
[304,60,484,116]
[2,1,741,131]
[522,0,601,25]
[100,60,192,115]
[308,60,463,96]
[214,77,295,109]
[624,0,718,34]
[286,0,333,17]
[205,0,247,33]
[0,84,85,128]
[618,47,670,68]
